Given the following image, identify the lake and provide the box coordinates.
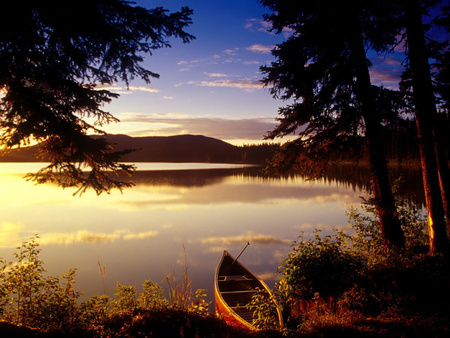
[0,162,422,306]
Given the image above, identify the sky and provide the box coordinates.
[94,0,443,146]
[98,0,291,145]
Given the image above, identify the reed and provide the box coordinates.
[161,245,209,315]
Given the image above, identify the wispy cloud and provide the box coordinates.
[93,84,160,93]
[369,68,402,89]
[123,231,158,240]
[191,79,264,91]
[200,231,290,245]
[37,229,159,245]
[247,44,274,54]
[0,222,24,248]
[116,114,278,141]
[129,86,160,93]
[223,48,239,55]
[244,18,272,33]
[204,72,228,78]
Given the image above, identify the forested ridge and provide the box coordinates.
[0,134,280,164]
[0,130,438,166]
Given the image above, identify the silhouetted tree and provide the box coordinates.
[259,0,406,248]
[400,0,449,253]
[431,3,450,232]
[0,1,194,195]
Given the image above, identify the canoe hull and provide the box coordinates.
[214,250,283,330]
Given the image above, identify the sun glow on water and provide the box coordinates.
[0,162,364,303]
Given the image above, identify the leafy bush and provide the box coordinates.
[138,279,168,310]
[263,181,433,334]
[278,230,366,303]
[347,179,428,268]
[0,235,81,330]
[247,287,282,331]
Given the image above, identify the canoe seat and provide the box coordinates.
[218,275,252,282]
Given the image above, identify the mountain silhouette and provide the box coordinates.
[103,134,242,162]
[0,134,247,163]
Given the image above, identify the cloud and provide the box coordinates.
[204,72,228,78]
[200,231,290,245]
[191,79,264,91]
[93,84,160,94]
[257,271,280,282]
[117,114,278,141]
[369,68,401,89]
[128,86,160,93]
[244,18,272,33]
[223,48,239,55]
[38,229,159,245]
[123,231,158,240]
[0,222,24,248]
[369,54,404,89]
[247,44,274,54]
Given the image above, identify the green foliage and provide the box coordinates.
[278,230,366,302]
[0,236,210,335]
[137,279,168,310]
[80,295,112,331]
[161,249,210,315]
[113,282,137,315]
[247,288,282,331]
[347,179,428,268]
[266,183,435,335]
[0,235,81,330]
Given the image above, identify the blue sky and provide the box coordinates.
[97,0,435,145]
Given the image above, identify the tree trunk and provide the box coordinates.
[403,0,448,254]
[350,20,405,248]
[436,130,450,226]
[435,113,450,226]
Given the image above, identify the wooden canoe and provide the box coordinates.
[214,250,283,330]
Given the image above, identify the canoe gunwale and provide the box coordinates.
[214,250,283,331]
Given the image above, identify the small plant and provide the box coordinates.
[247,287,282,330]
[0,235,81,330]
[138,279,168,310]
[162,247,210,315]
[113,282,137,315]
[79,295,113,334]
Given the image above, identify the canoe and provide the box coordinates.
[214,250,283,330]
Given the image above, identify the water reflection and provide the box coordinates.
[0,163,423,306]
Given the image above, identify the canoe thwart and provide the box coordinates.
[218,275,252,282]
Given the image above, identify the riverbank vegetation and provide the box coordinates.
[1,188,449,337]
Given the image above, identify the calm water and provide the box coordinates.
[0,163,421,305]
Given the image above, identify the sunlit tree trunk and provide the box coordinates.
[351,20,405,249]
[403,0,448,254]
[435,119,450,229]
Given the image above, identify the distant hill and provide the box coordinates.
[101,134,242,163]
[0,134,273,164]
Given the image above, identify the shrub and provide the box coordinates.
[278,230,366,303]
[247,287,282,331]
[346,178,428,269]
[0,235,81,330]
